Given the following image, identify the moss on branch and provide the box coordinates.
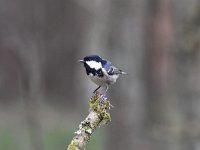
[67,93,111,150]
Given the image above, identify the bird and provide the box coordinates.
[79,55,126,95]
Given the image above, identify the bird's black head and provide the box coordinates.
[79,55,105,77]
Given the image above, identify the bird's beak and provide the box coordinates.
[78,60,84,63]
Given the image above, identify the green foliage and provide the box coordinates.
[0,130,18,150]
[0,123,103,150]
[44,129,73,150]
[86,129,103,150]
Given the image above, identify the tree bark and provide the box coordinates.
[67,94,111,150]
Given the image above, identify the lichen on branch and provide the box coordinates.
[67,93,112,150]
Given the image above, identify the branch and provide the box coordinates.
[67,93,112,150]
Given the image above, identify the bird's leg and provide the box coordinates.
[103,85,109,96]
[93,86,101,94]
[99,86,109,102]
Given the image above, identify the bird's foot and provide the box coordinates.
[91,91,114,108]
[100,94,108,102]
[99,94,114,110]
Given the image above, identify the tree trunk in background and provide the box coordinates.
[144,0,180,150]
[0,0,45,149]
[105,0,148,149]
[144,0,200,150]
[42,0,88,108]
[174,1,200,150]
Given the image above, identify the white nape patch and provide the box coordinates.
[86,61,102,70]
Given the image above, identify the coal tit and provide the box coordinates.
[79,55,126,95]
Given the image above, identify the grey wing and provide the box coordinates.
[107,66,120,75]
[107,66,127,75]
[103,61,127,75]
[103,61,112,72]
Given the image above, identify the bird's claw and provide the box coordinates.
[92,91,109,104]
[100,94,107,101]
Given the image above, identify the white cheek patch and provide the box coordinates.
[86,61,102,70]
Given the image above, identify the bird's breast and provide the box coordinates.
[107,74,119,84]
[89,75,107,86]
[88,73,119,86]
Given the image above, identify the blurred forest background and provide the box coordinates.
[0,0,200,150]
